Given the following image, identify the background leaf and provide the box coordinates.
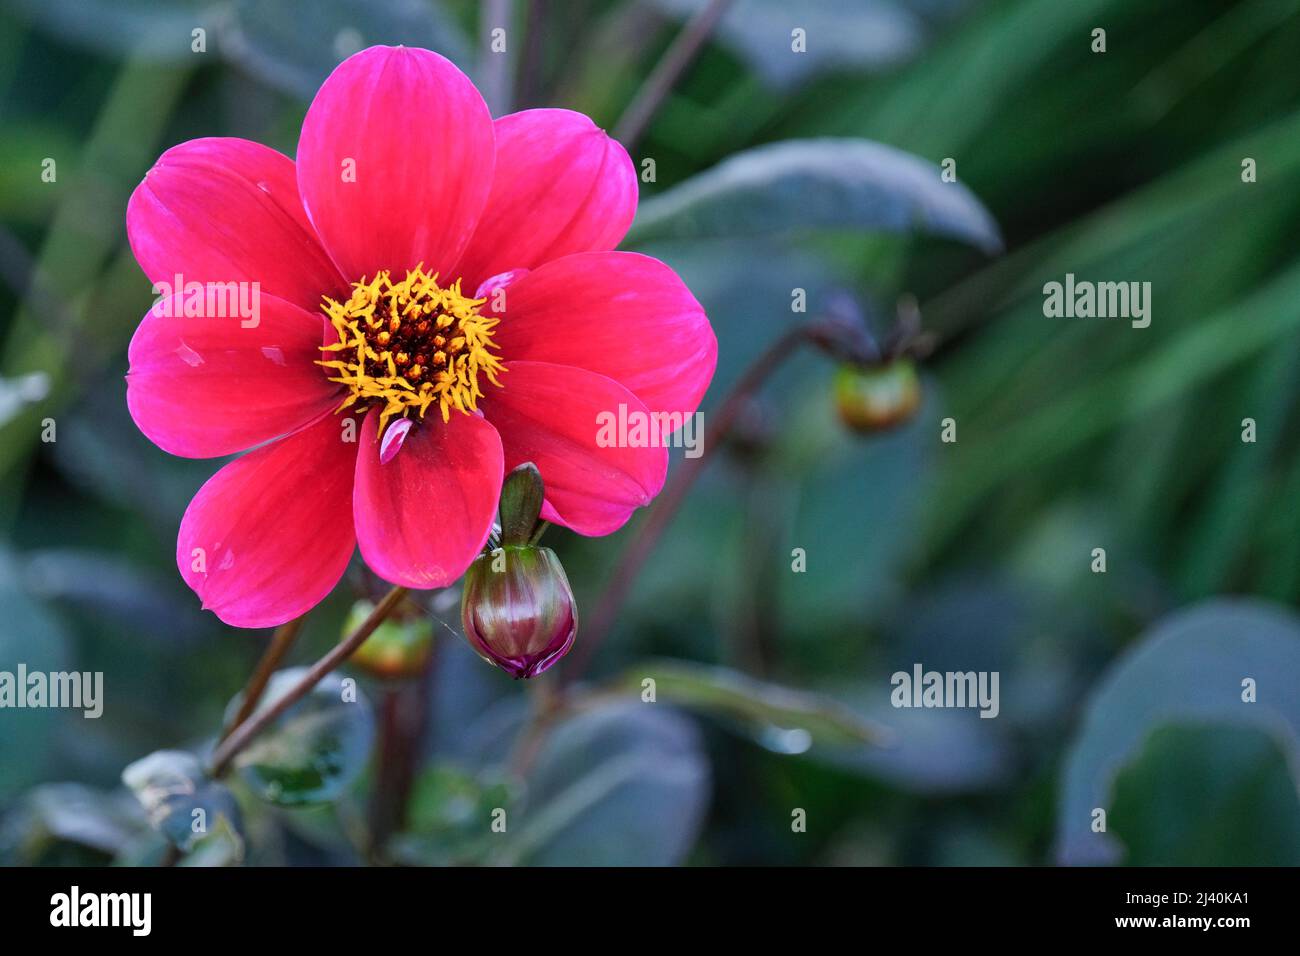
[645,0,970,89]
[229,668,376,808]
[1056,599,1300,864]
[495,702,710,866]
[121,749,243,859]
[222,0,471,98]
[0,782,145,865]
[1109,724,1300,866]
[6,0,214,62]
[0,551,72,799]
[389,764,513,866]
[625,138,1003,252]
[612,658,891,750]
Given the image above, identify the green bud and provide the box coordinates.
[833,359,921,433]
[346,599,434,679]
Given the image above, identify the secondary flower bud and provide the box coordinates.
[833,359,922,433]
[460,546,577,679]
[346,598,434,679]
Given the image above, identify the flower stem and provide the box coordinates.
[528,519,551,546]
[508,675,563,779]
[218,615,305,744]
[208,586,410,778]
[613,0,733,149]
[562,324,809,684]
[367,659,434,859]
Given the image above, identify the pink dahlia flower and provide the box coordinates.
[125,46,716,629]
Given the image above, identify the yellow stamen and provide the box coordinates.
[317,264,505,434]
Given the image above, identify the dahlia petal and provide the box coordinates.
[127,138,344,312]
[454,109,637,289]
[127,290,339,458]
[353,409,503,588]
[490,252,716,424]
[483,361,668,536]
[177,412,358,629]
[473,268,529,301]
[378,417,413,465]
[297,46,495,282]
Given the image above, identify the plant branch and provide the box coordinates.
[508,675,564,778]
[367,658,434,858]
[613,0,733,149]
[218,615,305,744]
[208,586,410,778]
[562,324,809,684]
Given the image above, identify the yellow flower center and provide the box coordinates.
[318,264,505,433]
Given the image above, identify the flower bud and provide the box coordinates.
[833,359,921,433]
[460,546,577,679]
[346,599,434,679]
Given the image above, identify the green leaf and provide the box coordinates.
[178,814,245,867]
[8,0,471,97]
[926,258,1300,555]
[228,668,376,807]
[389,765,514,866]
[770,391,936,638]
[0,551,73,799]
[613,659,891,750]
[0,783,146,865]
[24,547,208,645]
[624,138,1002,252]
[223,0,471,99]
[7,0,213,62]
[121,750,244,860]
[646,0,969,89]
[1057,599,1300,864]
[0,56,191,485]
[0,126,72,224]
[833,699,1013,794]
[48,378,214,532]
[1109,724,1300,866]
[496,702,709,866]
[789,0,1123,155]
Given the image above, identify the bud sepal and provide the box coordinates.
[498,462,545,547]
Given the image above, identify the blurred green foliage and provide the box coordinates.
[1,0,1298,866]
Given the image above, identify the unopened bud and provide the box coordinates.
[347,599,434,679]
[460,546,577,679]
[833,359,921,433]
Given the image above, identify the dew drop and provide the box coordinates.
[758,726,813,755]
